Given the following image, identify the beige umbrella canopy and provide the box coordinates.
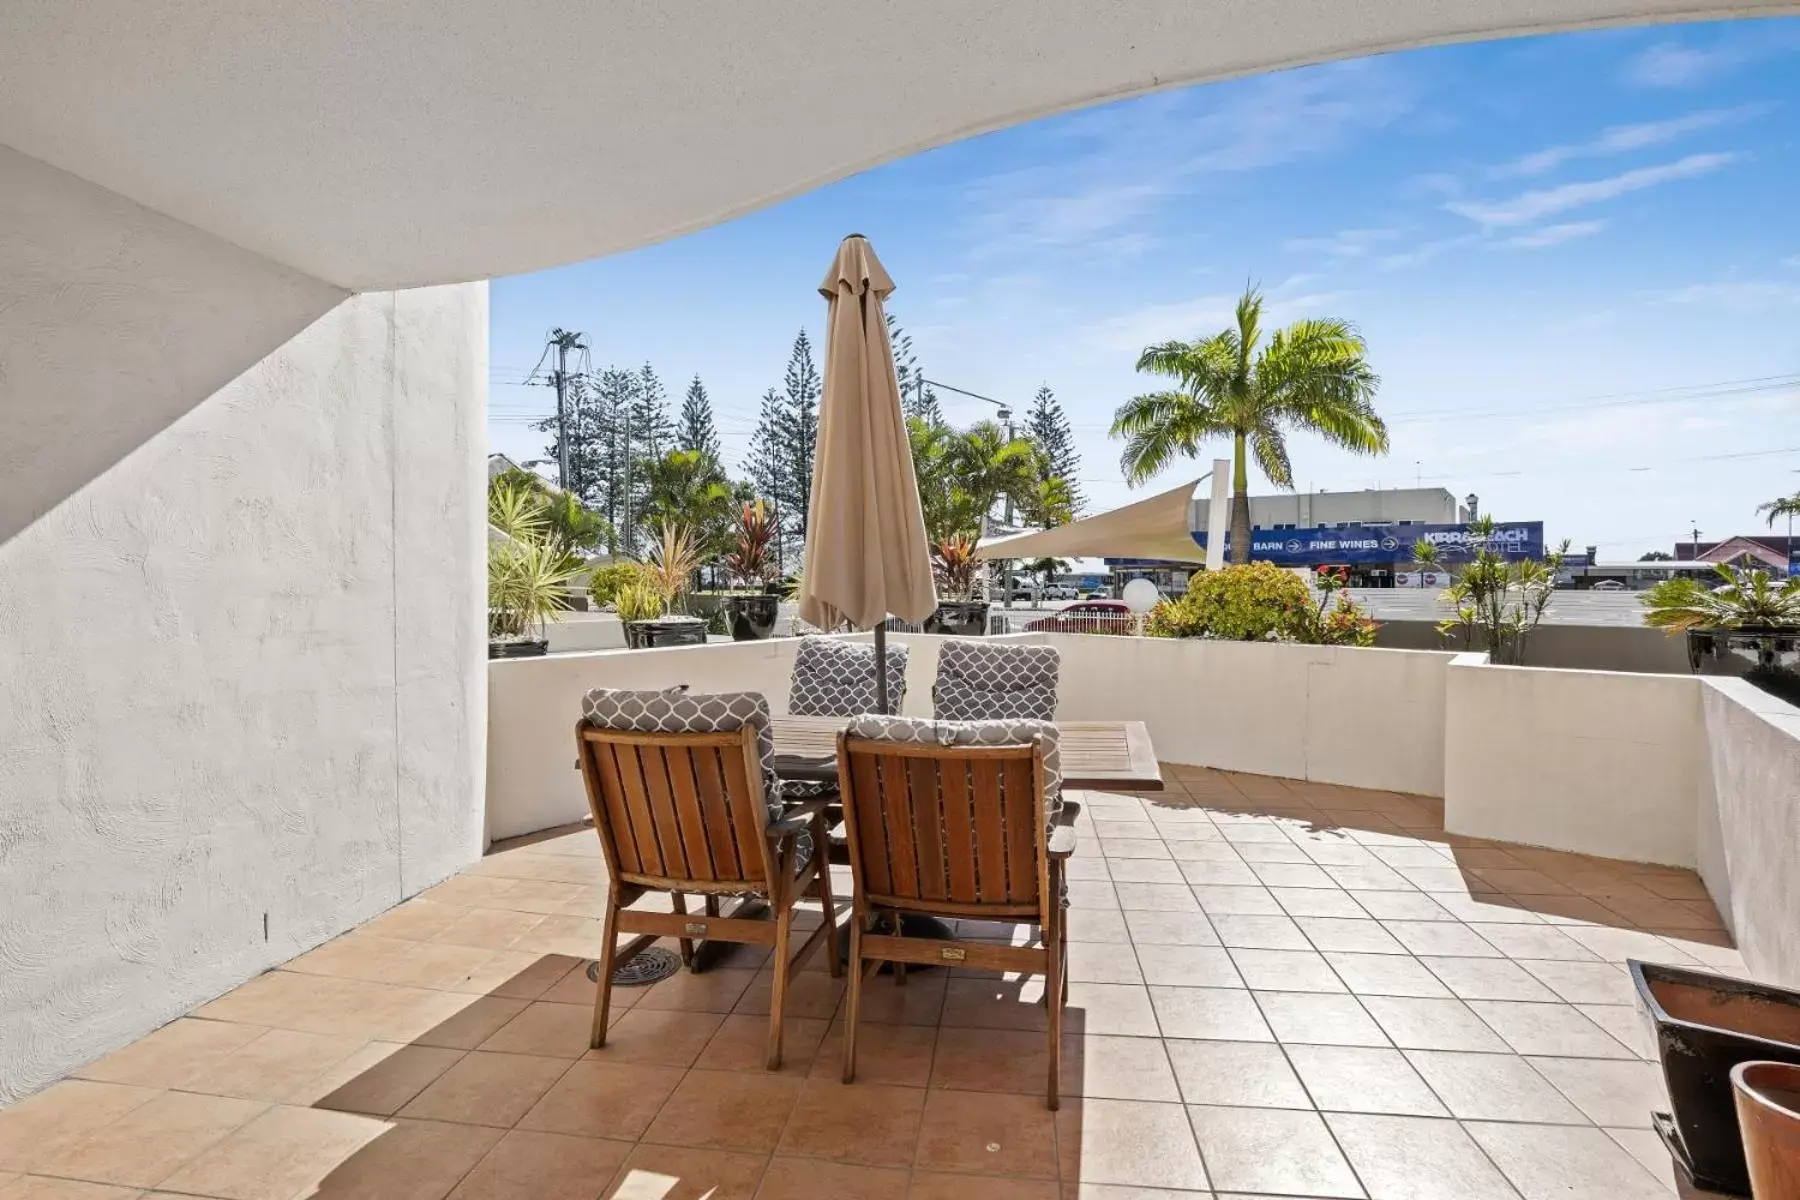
[797,235,937,637]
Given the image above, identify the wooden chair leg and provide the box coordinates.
[811,817,843,978]
[591,892,621,1050]
[766,904,793,1070]
[842,916,864,1084]
[1045,899,1064,1111]
[672,893,695,970]
[891,910,906,987]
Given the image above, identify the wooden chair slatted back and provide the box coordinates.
[838,735,1051,924]
[575,722,773,893]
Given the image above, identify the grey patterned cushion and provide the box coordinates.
[580,686,811,869]
[788,636,909,717]
[844,714,1062,822]
[932,641,1061,722]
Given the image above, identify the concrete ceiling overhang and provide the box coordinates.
[2,1,1790,290]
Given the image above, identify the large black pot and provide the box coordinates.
[1632,960,1800,1195]
[1687,628,1800,704]
[726,595,779,641]
[489,639,548,659]
[924,601,990,637]
[624,616,708,650]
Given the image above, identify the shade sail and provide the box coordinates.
[976,477,1204,563]
[797,235,937,631]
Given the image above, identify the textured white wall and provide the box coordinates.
[0,230,486,1099]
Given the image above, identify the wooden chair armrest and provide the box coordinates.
[767,797,831,838]
[1048,824,1078,858]
[1053,798,1081,827]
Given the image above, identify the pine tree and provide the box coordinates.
[745,386,793,563]
[887,312,944,426]
[678,374,721,460]
[1026,384,1084,518]
[778,330,821,539]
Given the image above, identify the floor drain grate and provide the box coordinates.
[590,946,681,987]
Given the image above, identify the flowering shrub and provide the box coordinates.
[1146,562,1378,646]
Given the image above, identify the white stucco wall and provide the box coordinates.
[1443,655,1704,867]
[1698,679,1800,988]
[0,278,487,1102]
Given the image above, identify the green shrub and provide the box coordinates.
[1147,562,1312,641]
[589,561,645,607]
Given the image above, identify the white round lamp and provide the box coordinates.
[1121,578,1161,613]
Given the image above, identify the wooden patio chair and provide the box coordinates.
[575,687,841,1070]
[835,715,1075,1108]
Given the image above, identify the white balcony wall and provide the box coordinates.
[1442,655,1703,868]
[1044,635,1452,797]
[0,157,487,1102]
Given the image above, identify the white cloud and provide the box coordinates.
[1622,42,1741,88]
[1652,280,1800,311]
[1379,234,1480,270]
[1492,107,1762,178]
[1785,254,1800,269]
[1501,220,1607,249]
[1281,228,1401,259]
[1081,287,1347,353]
[1446,153,1734,228]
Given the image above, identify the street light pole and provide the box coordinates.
[919,378,1025,608]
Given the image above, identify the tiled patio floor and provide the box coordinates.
[0,766,1746,1199]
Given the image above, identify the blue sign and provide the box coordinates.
[1189,521,1545,566]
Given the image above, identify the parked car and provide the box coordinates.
[1025,599,1133,633]
[1591,580,1628,592]
[1042,584,1078,601]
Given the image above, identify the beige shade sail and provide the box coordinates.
[976,477,1205,563]
[797,235,937,631]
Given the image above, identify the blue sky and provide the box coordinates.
[490,18,1800,558]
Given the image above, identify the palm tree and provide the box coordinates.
[1756,491,1800,542]
[1110,286,1387,565]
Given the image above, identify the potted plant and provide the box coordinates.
[1643,563,1800,704]
[624,521,709,649]
[723,500,779,641]
[487,475,581,658]
[925,533,990,637]
[615,580,666,649]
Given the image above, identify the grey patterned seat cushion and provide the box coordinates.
[788,636,910,717]
[580,686,811,872]
[932,641,1061,722]
[843,713,1062,822]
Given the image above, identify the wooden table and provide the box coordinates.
[770,716,1162,792]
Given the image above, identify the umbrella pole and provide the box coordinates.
[873,620,889,715]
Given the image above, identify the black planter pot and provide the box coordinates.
[1686,627,1800,705]
[489,638,548,659]
[924,601,990,637]
[625,616,708,650]
[726,595,779,641]
[1632,960,1800,1195]
[763,582,788,598]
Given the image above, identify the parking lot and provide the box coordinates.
[992,588,1654,628]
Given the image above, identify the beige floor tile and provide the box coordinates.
[1187,1104,1362,1198]
[1123,909,1220,947]
[1177,859,1268,890]
[1105,859,1186,885]
[816,1021,938,1087]
[1574,1003,1656,1059]
[1148,986,1273,1042]
[1325,1111,1517,1199]
[1189,885,1282,916]
[773,1077,925,1167]
[1226,948,1345,993]
[1420,956,1561,1003]
[756,1157,909,1200]
[642,1068,805,1153]
[1466,1121,1669,1200]
[1234,840,1315,864]
[516,1058,683,1139]
[1065,941,1146,985]
[429,906,545,950]
[157,1104,385,1200]
[1271,887,1367,918]
[447,1129,631,1200]
[907,1171,1058,1198]
[1210,913,1310,951]
[1402,1049,1586,1123]
[1099,838,1173,861]
[1359,995,1510,1052]
[410,995,532,1049]
[1464,922,1599,961]
[931,1026,1051,1095]
[1347,890,1456,921]
[1295,916,1408,954]
[1134,945,1240,989]
[33,1090,266,1188]
[1526,1056,1667,1127]
[1065,907,1133,944]
[0,1082,162,1173]
[308,1043,466,1115]
[1066,880,1121,910]
[1065,983,1160,1037]
[397,1050,570,1128]
[179,1028,371,1102]
[1063,1034,1180,1104]
[1165,1039,1309,1109]
[735,969,846,1021]
[74,1019,266,1089]
[1466,999,1636,1059]
[305,1118,502,1200]
[1517,959,1638,1006]
[1248,862,1337,889]
[1254,991,1389,1047]
[1380,921,1503,958]
[0,1181,144,1199]
[606,1143,768,1200]
[1112,883,1198,912]
[915,1088,1057,1177]
[358,900,467,942]
[1325,864,1414,890]
[1285,1044,1447,1116]
[1055,1099,1210,1191]
[694,1014,828,1074]
[592,1007,726,1067]
[1604,1125,1686,1191]
[635,967,759,1014]
[1320,952,1453,998]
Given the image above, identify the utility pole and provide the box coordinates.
[543,329,586,492]
[1691,522,1702,556]
[621,405,634,558]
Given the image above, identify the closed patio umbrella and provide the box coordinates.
[797,234,935,713]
